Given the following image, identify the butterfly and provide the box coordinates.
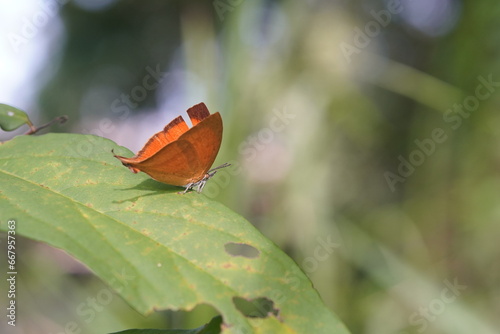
[113,103,229,193]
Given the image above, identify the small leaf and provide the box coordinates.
[0,103,32,131]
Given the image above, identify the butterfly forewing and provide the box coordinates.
[187,103,211,126]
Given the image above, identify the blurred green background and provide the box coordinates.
[1,0,500,333]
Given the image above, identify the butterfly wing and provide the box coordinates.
[114,115,190,173]
[113,103,223,186]
[134,116,189,160]
[136,112,222,185]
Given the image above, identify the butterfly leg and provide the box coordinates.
[180,183,194,194]
[179,163,231,194]
[195,179,207,193]
[197,169,221,192]
[182,171,215,194]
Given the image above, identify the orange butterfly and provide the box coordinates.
[113,103,229,193]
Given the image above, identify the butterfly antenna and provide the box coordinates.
[208,162,231,173]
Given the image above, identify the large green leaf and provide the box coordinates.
[0,103,32,131]
[0,134,350,334]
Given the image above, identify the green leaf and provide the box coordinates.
[0,103,32,131]
[0,133,350,334]
[110,315,223,334]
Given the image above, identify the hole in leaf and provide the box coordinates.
[161,303,221,330]
[232,296,279,318]
[224,242,260,258]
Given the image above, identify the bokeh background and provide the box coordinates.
[1,1,500,333]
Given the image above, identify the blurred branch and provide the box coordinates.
[362,53,464,112]
[25,116,68,135]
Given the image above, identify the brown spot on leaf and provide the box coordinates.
[222,262,233,269]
